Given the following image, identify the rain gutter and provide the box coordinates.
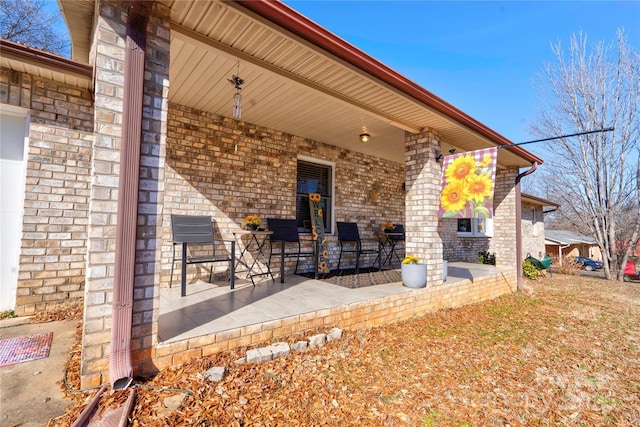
[109,0,152,391]
[515,163,539,291]
[233,0,542,165]
[0,38,93,78]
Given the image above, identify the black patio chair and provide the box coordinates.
[267,218,315,279]
[336,221,381,274]
[170,214,235,296]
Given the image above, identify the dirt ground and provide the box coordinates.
[32,275,640,426]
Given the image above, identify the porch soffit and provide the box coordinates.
[167,0,532,167]
[0,39,92,89]
[58,0,535,167]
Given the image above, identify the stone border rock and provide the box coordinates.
[202,327,344,383]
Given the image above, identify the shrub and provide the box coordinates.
[478,251,496,265]
[523,260,540,280]
[555,258,582,275]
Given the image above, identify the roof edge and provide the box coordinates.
[233,0,543,165]
[0,38,93,78]
[521,192,560,207]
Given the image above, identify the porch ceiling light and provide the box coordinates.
[359,133,370,143]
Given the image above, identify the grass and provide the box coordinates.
[0,309,16,319]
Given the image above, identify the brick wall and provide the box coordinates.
[0,68,93,315]
[162,103,406,283]
[150,271,517,375]
[490,167,518,267]
[521,201,546,259]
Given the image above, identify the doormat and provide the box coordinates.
[298,268,402,289]
[0,332,53,367]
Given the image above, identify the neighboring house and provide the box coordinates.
[520,193,559,260]
[545,230,602,264]
[1,0,544,387]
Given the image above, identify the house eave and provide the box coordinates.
[232,0,543,166]
[0,38,93,89]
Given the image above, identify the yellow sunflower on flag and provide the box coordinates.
[445,154,476,183]
[440,181,467,212]
[438,148,497,218]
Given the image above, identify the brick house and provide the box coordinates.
[1,0,543,387]
[520,193,559,260]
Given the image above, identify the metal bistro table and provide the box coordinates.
[233,229,275,285]
[375,230,404,269]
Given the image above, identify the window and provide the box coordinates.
[296,158,334,233]
[457,218,493,237]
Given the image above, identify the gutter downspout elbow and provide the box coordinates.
[515,162,538,291]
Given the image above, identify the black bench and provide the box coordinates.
[170,214,235,296]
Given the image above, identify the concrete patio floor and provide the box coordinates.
[158,262,505,344]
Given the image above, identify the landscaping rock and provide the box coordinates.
[268,342,290,359]
[292,341,308,352]
[201,366,226,382]
[308,333,327,349]
[246,347,273,364]
[326,327,343,341]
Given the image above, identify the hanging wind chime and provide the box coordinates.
[228,62,244,120]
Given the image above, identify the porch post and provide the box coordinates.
[81,0,170,388]
[405,129,443,285]
[491,167,519,269]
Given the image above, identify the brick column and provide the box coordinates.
[81,1,169,388]
[405,130,443,285]
[490,167,518,268]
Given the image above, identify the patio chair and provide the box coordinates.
[336,221,381,274]
[267,218,315,277]
[170,214,235,296]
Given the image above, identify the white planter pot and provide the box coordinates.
[401,263,427,288]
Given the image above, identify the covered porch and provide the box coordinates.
[154,262,515,368]
[50,0,541,386]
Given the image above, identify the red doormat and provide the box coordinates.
[0,332,53,367]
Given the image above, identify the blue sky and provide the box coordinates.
[284,1,640,158]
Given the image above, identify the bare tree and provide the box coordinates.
[530,29,640,280]
[0,0,69,56]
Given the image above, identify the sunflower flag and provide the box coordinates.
[438,147,497,219]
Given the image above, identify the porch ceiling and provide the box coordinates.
[59,0,540,167]
[168,0,532,166]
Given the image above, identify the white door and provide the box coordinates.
[0,105,29,312]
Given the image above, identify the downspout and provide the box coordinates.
[109,1,152,391]
[515,162,538,291]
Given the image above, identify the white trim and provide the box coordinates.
[0,107,30,311]
[457,218,493,238]
[0,103,29,117]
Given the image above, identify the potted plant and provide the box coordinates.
[242,215,262,230]
[401,255,427,288]
[381,221,395,233]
